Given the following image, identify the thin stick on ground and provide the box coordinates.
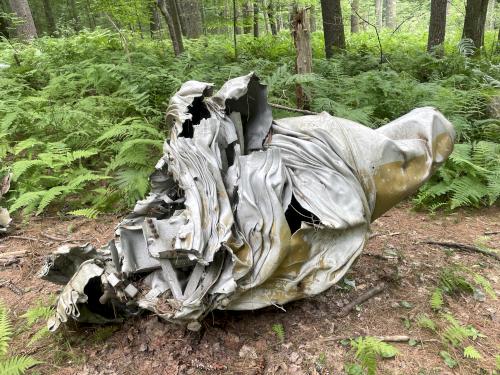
[320,335,440,343]
[337,282,387,317]
[423,240,500,261]
[269,103,319,115]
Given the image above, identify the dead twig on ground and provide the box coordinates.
[0,235,50,244]
[1,258,20,267]
[484,231,499,235]
[41,232,89,243]
[423,240,500,261]
[337,282,387,317]
[0,250,28,258]
[269,103,319,115]
[320,334,440,343]
[0,279,23,295]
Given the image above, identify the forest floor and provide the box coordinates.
[0,203,498,375]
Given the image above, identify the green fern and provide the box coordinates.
[463,345,481,360]
[350,337,398,375]
[68,208,101,219]
[0,302,40,374]
[271,323,285,343]
[0,356,41,375]
[417,314,437,331]
[430,288,444,311]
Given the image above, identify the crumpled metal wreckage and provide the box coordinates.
[41,73,455,331]
[0,174,12,233]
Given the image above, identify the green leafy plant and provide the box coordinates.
[348,337,398,375]
[271,323,285,343]
[0,302,41,374]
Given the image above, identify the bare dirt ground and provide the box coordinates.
[1,203,498,375]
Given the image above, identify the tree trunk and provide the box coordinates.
[157,0,184,56]
[427,0,447,54]
[233,0,238,58]
[0,0,9,38]
[242,1,252,33]
[42,0,56,35]
[263,2,270,34]
[351,0,359,33]
[8,0,37,40]
[150,3,162,38]
[268,0,277,35]
[68,0,81,31]
[487,0,495,29]
[321,0,345,58]
[292,7,312,110]
[375,0,383,29]
[385,0,396,29]
[310,5,316,32]
[84,0,96,30]
[253,1,259,37]
[463,0,489,50]
[176,0,203,38]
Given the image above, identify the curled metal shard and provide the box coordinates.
[43,73,455,330]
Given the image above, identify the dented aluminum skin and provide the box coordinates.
[44,73,455,330]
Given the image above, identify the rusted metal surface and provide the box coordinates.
[42,73,455,330]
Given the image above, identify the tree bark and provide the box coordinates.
[150,3,162,38]
[351,0,359,33]
[463,0,489,50]
[68,0,81,31]
[253,1,259,37]
[375,0,383,30]
[487,0,495,29]
[321,0,345,58]
[233,0,238,58]
[268,0,277,35]
[427,0,447,54]
[310,4,316,32]
[176,0,203,38]
[157,0,184,56]
[0,0,9,38]
[242,1,252,33]
[8,0,37,40]
[41,0,56,35]
[385,0,396,29]
[292,7,312,110]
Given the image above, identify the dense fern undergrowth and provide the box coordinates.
[0,29,498,217]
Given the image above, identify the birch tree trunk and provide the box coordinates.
[351,0,359,33]
[375,0,383,29]
[176,0,203,38]
[8,0,37,40]
[385,0,396,29]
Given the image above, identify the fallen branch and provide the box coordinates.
[41,232,89,243]
[269,103,319,116]
[320,334,440,343]
[0,235,50,243]
[0,250,28,259]
[484,231,499,236]
[423,240,499,261]
[1,258,19,267]
[337,282,387,317]
[0,279,23,295]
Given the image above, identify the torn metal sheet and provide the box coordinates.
[0,174,12,233]
[43,73,455,330]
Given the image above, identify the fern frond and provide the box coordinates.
[20,305,54,327]
[463,345,481,360]
[430,288,444,310]
[36,186,70,215]
[271,323,285,342]
[0,303,12,356]
[0,355,41,374]
[10,160,48,181]
[417,314,437,331]
[68,208,100,219]
[13,139,44,155]
[9,191,44,213]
